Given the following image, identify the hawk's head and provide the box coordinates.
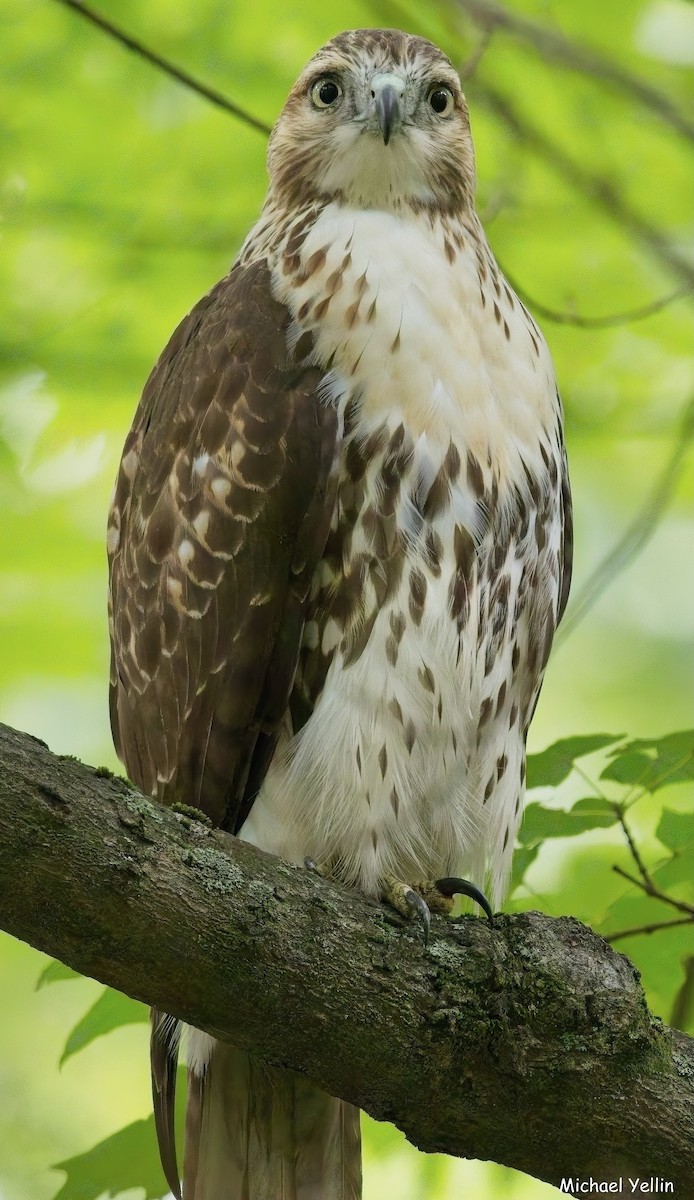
[268,29,476,217]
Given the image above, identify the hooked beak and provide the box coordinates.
[371,74,406,146]
[375,85,400,145]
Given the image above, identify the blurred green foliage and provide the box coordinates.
[0,0,692,1197]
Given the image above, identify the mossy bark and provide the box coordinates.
[1,721,692,1190]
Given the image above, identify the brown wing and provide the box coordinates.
[107,261,340,833]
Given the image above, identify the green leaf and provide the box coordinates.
[52,1117,166,1200]
[652,852,694,892]
[602,731,694,793]
[36,960,81,989]
[656,808,694,853]
[509,844,540,891]
[61,989,148,1066]
[519,798,618,846]
[599,752,652,786]
[526,734,622,789]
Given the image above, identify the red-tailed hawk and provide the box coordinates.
[107,27,572,1200]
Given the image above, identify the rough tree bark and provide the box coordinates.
[1,721,692,1191]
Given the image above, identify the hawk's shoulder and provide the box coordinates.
[108,261,341,830]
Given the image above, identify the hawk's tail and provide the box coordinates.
[151,1014,362,1200]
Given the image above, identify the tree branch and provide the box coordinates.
[478,84,694,290]
[604,918,694,945]
[498,273,691,330]
[613,865,694,919]
[1,720,693,1190]
[452,0,694,144]
[51,0,272,136]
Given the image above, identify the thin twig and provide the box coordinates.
[614,803,656,888]
[477,189,509,225]
[451,0,694,144]
[459,28,494,81]
[51,0,272,137]
[612,803,694,919]
[479,83,694,290]
[612,865,694,918]
[501,273,691,330]
[556,394,694,644]
[605,918,694,944]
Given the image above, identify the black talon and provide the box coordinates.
[404,887,431,945]
[436,877,494,926]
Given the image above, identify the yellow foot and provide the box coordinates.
[381,875,494,944]
[304,856,331,878]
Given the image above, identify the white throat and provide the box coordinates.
[271,203,556,478]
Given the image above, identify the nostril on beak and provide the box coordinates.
[370,74,406,145]
[374,85,400,145]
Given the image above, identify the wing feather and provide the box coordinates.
[108,261,340,831]
[150,1009,181,1200]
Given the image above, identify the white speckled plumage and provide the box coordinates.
[240,200,563,909]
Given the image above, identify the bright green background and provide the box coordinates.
[1,0,693,1197]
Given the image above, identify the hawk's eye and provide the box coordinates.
[428,86,454,116]
[310,78,342,109]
